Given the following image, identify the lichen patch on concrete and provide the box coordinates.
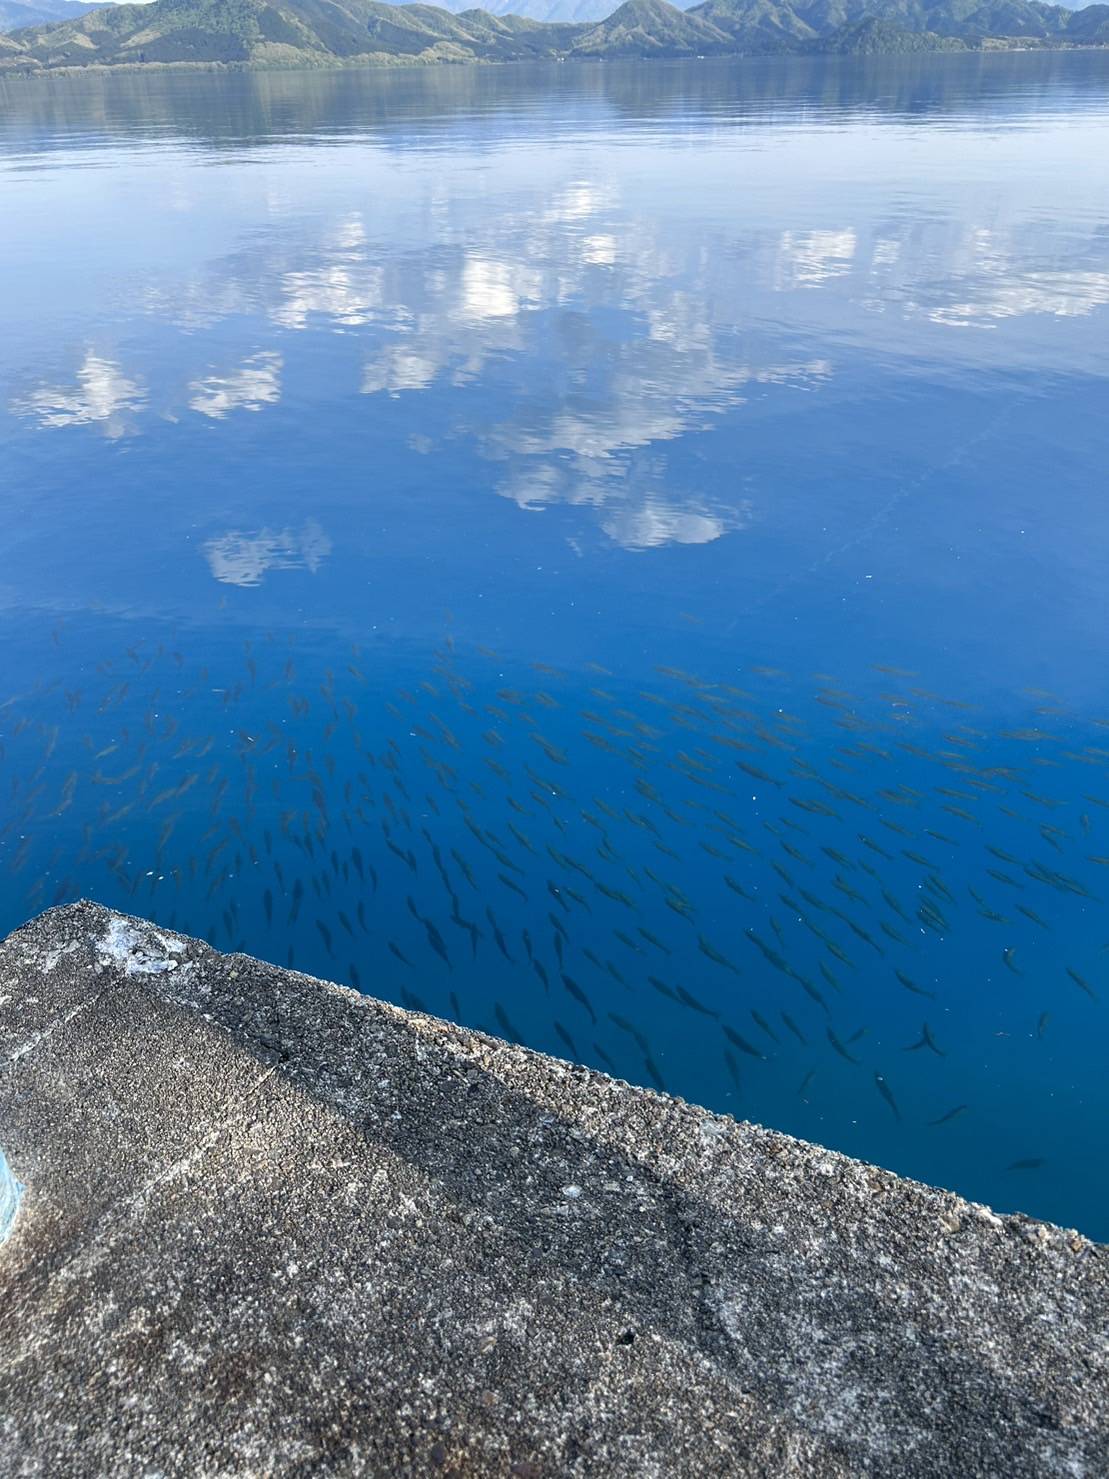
[0,1146,20,1245]
[96,913,187,976]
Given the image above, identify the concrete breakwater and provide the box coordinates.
[0,901,1105,1476]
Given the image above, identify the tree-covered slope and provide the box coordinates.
[417,0,614,21]
[569,0,735,54]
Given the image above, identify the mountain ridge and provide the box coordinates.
[2,0,1107,72]
[0,0,94,32]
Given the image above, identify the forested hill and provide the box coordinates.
[2,0,1107,74]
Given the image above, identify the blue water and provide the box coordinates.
[2,52,1108,1237]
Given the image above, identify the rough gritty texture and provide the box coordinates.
[0,903,1105,1477]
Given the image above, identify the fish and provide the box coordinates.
[637,1050,665,1092]
[596,881,635,909]
[724,875,756,902]
[485,908,514,963]
[1005,1158,1046,1172]
[659,890,694,924]
[493,1003,522,1044]
[873,1073,901,1120]
[743,929,789,976]
[722,1024,764,1060]
[1024,861,1094,899]
[750,1010,780,1044]
[917,900,948,937]
[928,1104,968,1127]
[553,1021,579,1059]
[781,1012,807,1045]
[451,907,481,958]
[859,834,893,861]
[737,761,780,788]
[47,771,78,818]
[609,1012,649,1053]
[838,916,883,957]
[676,985,717,1018]
[723,1050,742,1094]
[592,1042,618,1075]
[561,973,597,1023]
[826,1029,859,1065]
[1003,947,1022,976]
[492,848,523,877]
[987,868,1022,890]
[701,842,731,862]
[833,875,866,906]
[823,938,855,969]
[789,971,830,1014]
[389,941,413,968]
[1016,904,1049,930]
[903,1022,944,1056]
[546,879,570,914]
[699,935,741,977]
[895,970,936,1000]
[636,927,671,956]
[1066,967,1097,1001]
[647,975,681,1004]
[881,888,908,921]
[423,920,451,969]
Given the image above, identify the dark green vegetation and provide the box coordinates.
[2,0,1107,72]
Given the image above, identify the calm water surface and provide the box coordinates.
[2,52,1108,1235]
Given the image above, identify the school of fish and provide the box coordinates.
[2,627,1105,1207]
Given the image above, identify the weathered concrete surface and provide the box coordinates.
[0,904,1105,1477]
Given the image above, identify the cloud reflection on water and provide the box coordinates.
[203,519,332,586]
[8,104,1109,558]
[13,351,145,439]
[189,352,282,419]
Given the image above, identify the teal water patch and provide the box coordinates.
[0,1146,21,1244]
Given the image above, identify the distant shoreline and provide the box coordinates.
[2,39,1106,83]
